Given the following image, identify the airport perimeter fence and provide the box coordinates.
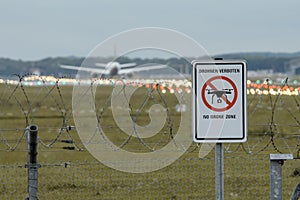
[0,74,300,199]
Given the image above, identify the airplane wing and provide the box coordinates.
[119,64,168,74]
[95,63,107,68]
[60,65,109,74]
[119,63,136,69]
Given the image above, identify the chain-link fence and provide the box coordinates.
[0,75,300,199]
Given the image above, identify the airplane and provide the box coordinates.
[60,61,169,78]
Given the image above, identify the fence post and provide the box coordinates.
[26,125,39,200]
[290,182,300,200]
[270,154,293,200]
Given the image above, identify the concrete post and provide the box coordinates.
[270,154,293,200]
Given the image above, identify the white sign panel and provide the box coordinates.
[192,59,247,143]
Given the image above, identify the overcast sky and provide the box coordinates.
[0,0,299,60]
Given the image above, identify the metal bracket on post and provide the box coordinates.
[216,143,224,200]
[270,154,293,200]
[25,125,39,200]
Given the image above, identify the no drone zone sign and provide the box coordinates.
[192,59,247,143]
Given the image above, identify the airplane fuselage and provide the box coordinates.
[106,62,121,76]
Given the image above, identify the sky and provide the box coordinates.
[0,0,299,60]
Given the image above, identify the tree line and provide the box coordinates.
[0,52,299,77]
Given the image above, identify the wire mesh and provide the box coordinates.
[0,74,300,199]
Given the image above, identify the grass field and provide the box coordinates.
[0,82,300,199]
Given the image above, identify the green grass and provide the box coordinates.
[0,83,300,199]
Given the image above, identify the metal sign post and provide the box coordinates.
[215,143,224,200]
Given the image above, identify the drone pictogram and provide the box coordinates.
[206,88,233,104]
[201,76,238,112]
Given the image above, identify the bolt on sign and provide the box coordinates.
[192,59,247,143]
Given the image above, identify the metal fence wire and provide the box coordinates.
[0,74,300,199]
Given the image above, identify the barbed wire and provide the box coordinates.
[0,74,300,156]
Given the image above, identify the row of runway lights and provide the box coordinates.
[0,76,300,96]
[246,80,300,96]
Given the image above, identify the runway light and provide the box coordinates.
[185,88,191,94]
[152,84,157,90]
[157,84,162,89]
[269,80,273,85]
[293,80,298,85]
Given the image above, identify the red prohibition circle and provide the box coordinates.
[201,76,238,112]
